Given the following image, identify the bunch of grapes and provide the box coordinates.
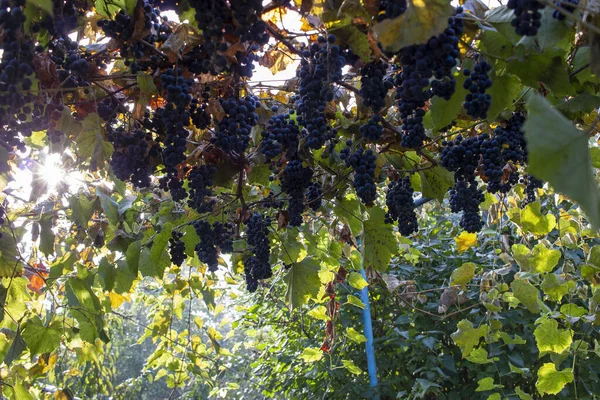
[243,213,272,292]
[190,96,212,130]
[280,160,314,226]
[385,177,418,236]
[160,68,193,109]
[194,220,234,272]
[212,96,261,155]
[507,0,545,36]
[522,175,543,204]
[107,127,160,188]
[395,7,464,148]
[360,115,384,142]
[306,182,323,211]
[463,60,493,119]
[377,0,407,21]
[552,0,579,20]
[359,61,392,112]
[295,35,344,149]
[261,191,284,210]
[341,146,377,206]
[37,0,79,39]
[449,179,485,233]
[261,112,300,161]
[97,98,125,122]
[169,231,186,267]
[187,165,216,213]
[49,38,90,90]
[0,0,38,151]
[440,134,484,180]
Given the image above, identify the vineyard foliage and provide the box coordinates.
[2,0,600,398]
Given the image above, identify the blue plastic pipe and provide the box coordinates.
[357,237,379,399]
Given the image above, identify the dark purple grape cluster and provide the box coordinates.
[377,0,407,21]
[48,38,90,90]
[261,191,284,210]
[97,98,125,122]
[306,182,323,211]
[187,165,216,213]
[243,213,272,292]
[360,115,384,142]
[507,0,544,36]
[395,8,464,148]
[37,0,79,39]
[160,68,193,109]
[463,61,493,119]
[280,160,314,226]
[261,112,300,161]
[385,177,418,236]
[359,61,392,112]
[522,175,543,204]
[449,179,484,233]
[194,220,234,272]
[440,134,484,180]
[107,127,160,188]
[0,0,38,151]
[212,96,260,155]
[295,34,344,150]
[190,96,212,130]
[552,0,579,20]
[169,231,186,267]
[341,146,377,206]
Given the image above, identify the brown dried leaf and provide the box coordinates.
[32,53,59,89]
[161,23,203,62]
[363,0,380,16]
[206,98,225,121]
[131,0,150,42]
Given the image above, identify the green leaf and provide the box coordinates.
[560,303,586,317]
[511,278,540,313]
[333,194,362,237]
[429,66,469,131]
[507,52,573,96]
[76,113,113,169]
[139,247,170,279]
[485,5,522,45]
[0,230,21,278]
[284,257,322,311]
[451,319,488,357]
[450,262,476,287]
[373,0,452,53]
[346,294,365,309]
[68,195,96,227]
[21,316,62,355]
[541,273,570,302]
[13,382,34,400]
[515,6,574,52]
[98,257,116,292]
[342,359,363,375]
[556,92,600,119]
[511,243,561,273]
[534,319,573,355]
[525,94,600,228]
[124,0,136,15]
[307,306,330,321]
[66,277,107,343]
[508,202,556,236]
[3,327,26,366]
[347,327,367,343]
[298,347,323,362]
[536,363,573,395]
[476,377,502,391]
[419,166,454,202]
[466,347,496,364]
[363,206,396,271]
[38,214,55,257]
[486,72,521,121]
[26,0,53,14]
[97,189,119,225]
[328,24,371,61]
[515,386,533,400]
[151,224,173,265]
[278,230,303,264]
[348,272,368,290]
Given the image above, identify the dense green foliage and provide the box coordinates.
[2,0,600,398]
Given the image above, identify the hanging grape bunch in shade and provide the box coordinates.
[169,231,186,267]
[552,0,579,20]
[507,0,545,36]
[243,213,273,293]
[385,177,418,236]
[341,145,378,206]
[463,60,493,119]
[280,160,314,227]
[295,34,344,150]
[193,221,234,272]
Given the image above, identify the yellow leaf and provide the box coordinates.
[455,231,477,252]
[108,292,128,309]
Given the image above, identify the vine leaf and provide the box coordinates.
[346,327,367,343]
[420,166,454,203]
[534,318,572,355]
[362,206,396,271]
[76,113,113,170]
[346,294,365,309]
[161,23,203,62]
[511,278,540,313]
[450,262,476,287]
[284,257,322,311]
[26,0,53,14]
[536,363,574,395]
[348,272,368,290]
[373,0,452,53]
[515,387,533,400]
[507,52,573,96]
[475,377,503,391]
[455,232,477,253]
[541,273,570,302]
[298,347,323,362]
[451,319,488,357]
[511,243,561,273]
[525,94,600,228]
[342,359,363,375]
[486,72,521,121]
[466,347,496,364]
[21,316,62,355]
[507,202,556,236]
[307,306,330,321]
[2,327,26,366]
[66,276,108,344]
